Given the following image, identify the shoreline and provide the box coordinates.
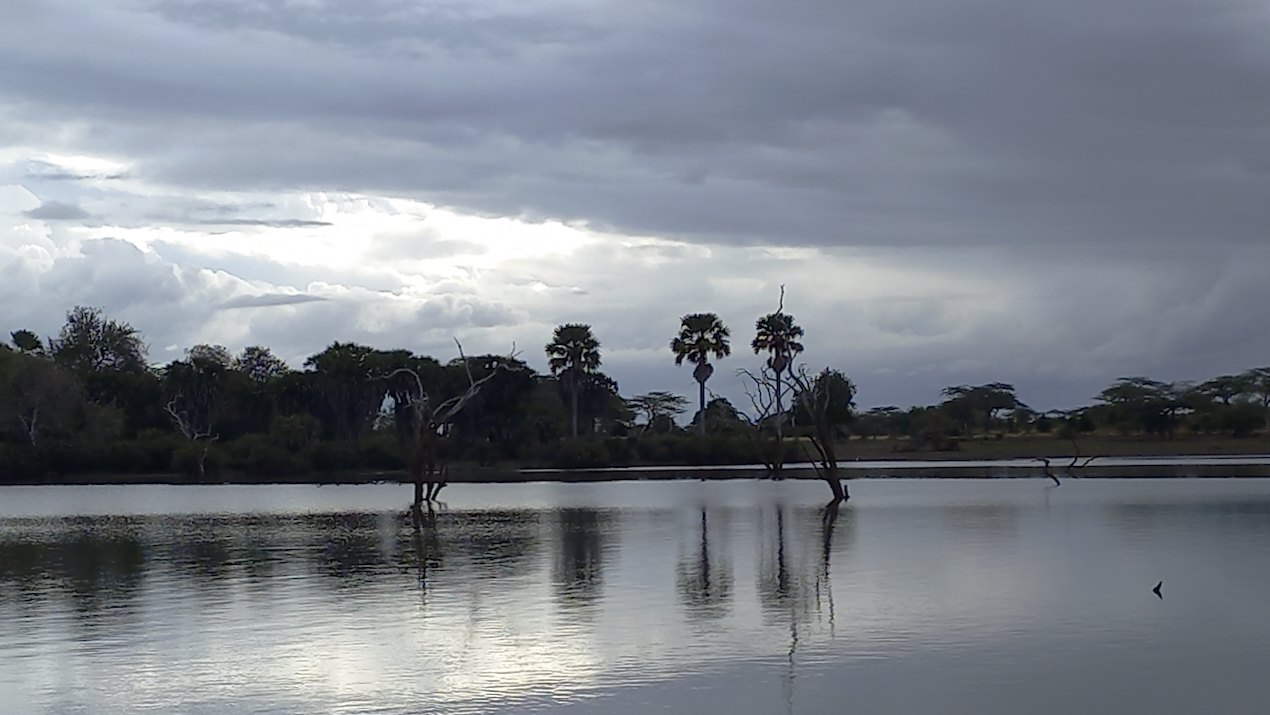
[9,453,1270,486]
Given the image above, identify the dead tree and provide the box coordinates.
[386,341,519,508]
[165,398,219,481]
[738,362,789,480]
[1035,437,1099,486]
[788,367,854,503]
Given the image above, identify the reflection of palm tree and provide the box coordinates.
[671,314,731,437]
[546,324,602,437]
[554,508,607,607]
[676,509,733,619]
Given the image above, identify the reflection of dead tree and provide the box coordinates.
[409,503,440,593]
[820,500,841,631]
[1035,438,1099,486]
[386,341,519,508]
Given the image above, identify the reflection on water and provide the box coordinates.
[3,479,1270,714]
[676,509,733,620]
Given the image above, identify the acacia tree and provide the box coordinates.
[627,391,689,434]
[940,383,1024,436]
[671,313,731,437]
[1096,377,1186,439]
[545,324,602,437]
[1238,367,1270,429]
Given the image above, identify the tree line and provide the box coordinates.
[3,303,1270,487]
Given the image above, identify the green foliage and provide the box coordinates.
[50,306,148,375]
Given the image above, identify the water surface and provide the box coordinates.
[2,478,1268,714]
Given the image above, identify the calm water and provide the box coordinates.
[2,478,1269,714]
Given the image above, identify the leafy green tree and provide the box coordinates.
[50,306,147,374]
[545,324,602,437]
[162,345,232,479]
[671,313,731,437]
[447,355,538,460]
[699,396,746,434]
[0,348,81,445]
[304,342,386,441]
[232,345,291,382]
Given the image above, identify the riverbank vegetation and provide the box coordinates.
[4,304,1270,486]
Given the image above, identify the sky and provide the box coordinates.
[3,0,1270,413]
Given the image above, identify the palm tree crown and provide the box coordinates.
[671,313,731,436]
[751,312,804,374]
[546,323,601,377]
[671,313,731,372]
[546,323,601,437]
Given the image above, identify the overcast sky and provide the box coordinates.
[4,0,1270,412]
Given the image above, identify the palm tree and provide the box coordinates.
[546,323,602,437]
[671,313,731,437]
[751,309,804,433]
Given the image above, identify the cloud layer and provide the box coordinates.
[4,0,1270,410]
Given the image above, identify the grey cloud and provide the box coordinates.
[23,160,127,182]
[23,200,90,220]
[192,218,333,228]
[14,0,1270,250]
[219,293,326,309]
[5,0,1270,410]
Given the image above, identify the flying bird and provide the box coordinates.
[1152,581,1163,599]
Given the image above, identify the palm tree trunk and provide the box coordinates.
[698,378,707,437]
[570,380,580,437]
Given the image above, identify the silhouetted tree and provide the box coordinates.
[545,324,602,437]
[628,391,689,434]
[671,313,731,437]
[50,306,147,375]
[791,367,856,501]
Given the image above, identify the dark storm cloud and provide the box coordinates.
[5,0,1270,409]
[4,0,1267,249]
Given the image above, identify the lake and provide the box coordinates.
[2,478,1269,714]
